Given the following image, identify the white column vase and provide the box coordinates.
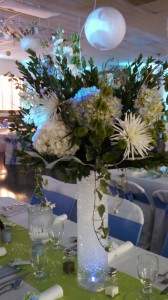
[77,172,108,292]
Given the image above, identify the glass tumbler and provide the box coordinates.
[30,241,48,281]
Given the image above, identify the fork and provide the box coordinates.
[158,271,168,278]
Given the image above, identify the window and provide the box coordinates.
[0,75,21,110]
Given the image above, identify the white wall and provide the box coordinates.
[0,59,21,76]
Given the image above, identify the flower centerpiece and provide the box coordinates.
[9,28,168,291]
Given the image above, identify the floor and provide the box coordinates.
[0,152,35,203]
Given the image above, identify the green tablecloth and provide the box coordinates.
[0,219,168,300]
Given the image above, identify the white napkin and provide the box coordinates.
[54,214,68,222]
[0,247,6,256]
[39,284,63,300]
[1,204,27,217]
[108,241,133,264]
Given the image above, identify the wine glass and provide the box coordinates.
[137,253,159,299]
[50,219,64,251]
[30,241,48,281]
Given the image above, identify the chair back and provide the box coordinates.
[42,175,77,199]
[109,179,154,250]
[161,233,168,258]
[31,189,76,218]
[150,190,168,254]
[108,196,144,245]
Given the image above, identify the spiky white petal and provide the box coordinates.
[29,92,60,129]
[111,113,153,160]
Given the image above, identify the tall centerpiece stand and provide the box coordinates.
[77,172,109,292]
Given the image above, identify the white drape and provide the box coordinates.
[0,75,21,110]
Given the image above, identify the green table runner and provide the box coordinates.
[0,219,167,300]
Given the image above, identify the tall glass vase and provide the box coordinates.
[77,172,108,292]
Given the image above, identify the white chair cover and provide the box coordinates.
[5,133,21,165]
[108,196,144,225]
[150,190,168,254]
[108,196,144,245]
[109,180,154,250]
[42,175,77,199]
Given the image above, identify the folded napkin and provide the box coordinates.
[0,247,6,256]
[108,241,133,264]
[39,284,63,300]
[54,214,68,222]
[1,203,27,217]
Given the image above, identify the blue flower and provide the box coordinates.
[73,86,100,102]
[36,67,43,75]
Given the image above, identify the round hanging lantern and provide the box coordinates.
[20,35,40,52]
[84,7,126,51]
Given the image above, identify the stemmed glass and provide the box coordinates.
[124,253,159,300]
[137,253,159,299]
[50,219,64,251]
[30,241,48,281]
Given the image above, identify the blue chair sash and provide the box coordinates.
[31,189,76,218]
[109,185,149,204]
[108,214,142,245]
[153,195,168,215]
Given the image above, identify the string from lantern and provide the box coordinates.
[78,0,97,68]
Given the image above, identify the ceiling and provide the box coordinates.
[0,0,168,70]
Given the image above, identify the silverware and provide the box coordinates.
[160,286,168,294]
[8,259,30,267]
[0,277,23,295]
[158,271,168,278]
[0,272,30,294]
[160,278,168,285]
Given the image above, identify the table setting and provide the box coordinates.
[0,198,168,300]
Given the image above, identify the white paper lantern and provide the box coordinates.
[84,7,126,51]
[20,35,40,52]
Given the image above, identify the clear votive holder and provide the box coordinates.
[1,228,12,243]
[28,205,52,243]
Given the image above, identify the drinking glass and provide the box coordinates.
[50,219,64,251]
[30,241,48,281]
[137,253,159,299]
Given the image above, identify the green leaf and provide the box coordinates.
[97,204,105,218]
[102,227,109,239]
[73,127,88,137]
[118,139,127,149]
[100,179,109,194]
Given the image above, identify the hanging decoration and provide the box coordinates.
[84,6,126,51]
[20,35,40,52]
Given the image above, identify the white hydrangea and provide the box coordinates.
[72,94,122,128]
[134,86,164,125]
[33,120,79,158]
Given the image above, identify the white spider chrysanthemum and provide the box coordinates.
[28,92,60,129]
[111,113,153,160]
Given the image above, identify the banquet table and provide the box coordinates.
[0,196,168,300]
